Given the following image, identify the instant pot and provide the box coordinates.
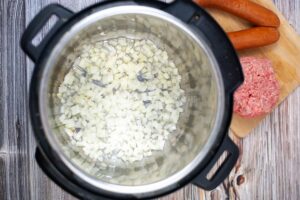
[21,0,244,199]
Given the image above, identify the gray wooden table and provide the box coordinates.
[0,0,299,199]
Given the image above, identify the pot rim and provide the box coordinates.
[31,3,228,198]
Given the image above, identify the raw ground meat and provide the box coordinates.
[234,57,280,118]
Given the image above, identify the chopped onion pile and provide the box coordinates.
[57,37,186,163]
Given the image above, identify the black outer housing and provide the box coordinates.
[21,0,244,199]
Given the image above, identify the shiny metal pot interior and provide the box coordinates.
[41,5,223,193]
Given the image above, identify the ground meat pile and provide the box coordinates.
[234,57,280,118]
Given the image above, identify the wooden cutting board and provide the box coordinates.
[205,0,300,138]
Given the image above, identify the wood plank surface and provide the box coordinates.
[0,1,31,200]
[0,0,299,200]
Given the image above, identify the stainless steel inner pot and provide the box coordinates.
[36,5,225,195]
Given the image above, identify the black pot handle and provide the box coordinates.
[164,0,244,93]
[192,136,239,190]
[21,4,73,62]
[35,149,111,200]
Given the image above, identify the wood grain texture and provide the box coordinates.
[0,0,31,200]
[0,0,299,200]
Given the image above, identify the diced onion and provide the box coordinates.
[57,38,186,163]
